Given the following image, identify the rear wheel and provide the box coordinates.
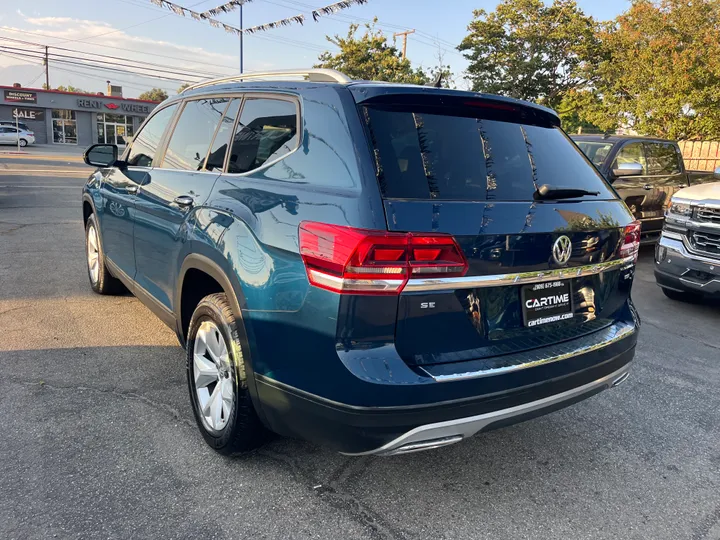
[85,214,124,295]
[19,138,27,147]
[187,293,266,454]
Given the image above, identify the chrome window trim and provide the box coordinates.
[419,321,636,382]
[402,256,636,293]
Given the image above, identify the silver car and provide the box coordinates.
[655,177,720,300]
[0,125,36,147]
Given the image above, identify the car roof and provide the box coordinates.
[571,134,674,144]
[177,78,560,126]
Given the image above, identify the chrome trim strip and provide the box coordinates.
[661,231,720,264]
[343,365,632,456]
[420,322,636,382]
[402,256,636,293]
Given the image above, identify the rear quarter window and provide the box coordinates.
[364,107,615,201]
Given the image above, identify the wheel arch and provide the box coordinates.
[176,253,247,346]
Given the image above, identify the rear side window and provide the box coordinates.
[364,108,614,201]
[127,104,178,167]
[574,141,613,167]
[227,98,298,174]
[613,142,647,174]
[644,142,681,175]
[162,98,230,171]
[205,99,241,171]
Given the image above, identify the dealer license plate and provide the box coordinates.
[521,280,574,328]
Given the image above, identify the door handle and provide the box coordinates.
[643,184,652,190]
[127,185,138,194]
[173,195,194,207]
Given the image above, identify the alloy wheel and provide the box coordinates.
[87,224,100,284]
[193,320,235,432]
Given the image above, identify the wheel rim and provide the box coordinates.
[87,224,100,284]
[193,320,234,432]
[19,139,26,147]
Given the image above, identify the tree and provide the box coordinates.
[590,0,720,139]
[315,20,429,85]
[138,88,169,102]
[177,82,192,93]
[43,84,89,93]
[457,0,600,109]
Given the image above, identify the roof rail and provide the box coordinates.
[180,68,352,94]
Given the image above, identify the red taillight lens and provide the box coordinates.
[299,222,468,295]
[619,221,641,261]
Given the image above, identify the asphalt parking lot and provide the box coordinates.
[1,154,719,540]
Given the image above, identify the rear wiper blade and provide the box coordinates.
[534,184,600,200]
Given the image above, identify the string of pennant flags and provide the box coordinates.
[148,0,368,35]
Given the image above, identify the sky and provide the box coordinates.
[0,0,632,98]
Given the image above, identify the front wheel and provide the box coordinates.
[661,287,698,303]
[187,293,266,454]
[85,214,124,295]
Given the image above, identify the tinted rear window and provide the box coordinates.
[364,108,614,201]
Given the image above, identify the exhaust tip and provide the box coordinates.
[612,371,630,388]
[387,435,463,456]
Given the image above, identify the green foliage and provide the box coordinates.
[48,84,89,93]
[177,82,192,93]
[137,88,169,102]
[458,0,600,109]
[556,89,609,133]
[591,0,720,140]
[315,20,430,85]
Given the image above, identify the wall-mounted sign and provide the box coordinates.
[76,98,150,115]
[4,90,37,104]
[12,107,45,121]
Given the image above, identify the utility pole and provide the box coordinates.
[44,46,49,89]
[393,29,415,60]
[239,4,244,74]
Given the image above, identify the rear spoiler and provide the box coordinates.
[347,85,560,128]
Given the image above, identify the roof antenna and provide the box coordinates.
[428,72,443,88]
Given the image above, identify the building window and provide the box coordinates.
[52,109,77,144]
[97,113,135,145]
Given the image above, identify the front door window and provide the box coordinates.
[52,110,77,144]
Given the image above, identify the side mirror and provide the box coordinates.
[84,144,118,167]
[714,166,720,178]
[612,162,644,177]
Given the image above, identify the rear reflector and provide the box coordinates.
[299,222,468,295]
[619,221,641,261]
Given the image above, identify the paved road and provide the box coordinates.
[1,156,719,540]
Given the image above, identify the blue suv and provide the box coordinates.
[82,69,640,456]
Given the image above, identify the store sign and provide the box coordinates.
[12,107,45,121]
[76,98,150,114]
[4,90,37,104]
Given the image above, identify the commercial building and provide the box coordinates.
[0,85,161,146]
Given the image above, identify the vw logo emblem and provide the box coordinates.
[552,236,572,265]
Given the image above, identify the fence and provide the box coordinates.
[678,140,720,172]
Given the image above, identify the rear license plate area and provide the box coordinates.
[521,280,574,327]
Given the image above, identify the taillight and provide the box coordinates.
[299,222,468,295]
[619,221,641,261]
[27,131,34,136]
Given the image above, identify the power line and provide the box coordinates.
[0,36,232,78]
[0,43,223,80]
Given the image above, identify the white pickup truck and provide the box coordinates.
[655,181,720,300]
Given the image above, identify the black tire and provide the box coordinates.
[186,293,266,454]
[84,213,124,295]
[19,138,27,147]
[661,287,697,302]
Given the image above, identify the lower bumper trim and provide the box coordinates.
[342,365,631,456]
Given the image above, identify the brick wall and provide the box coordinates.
[678,140,720,172]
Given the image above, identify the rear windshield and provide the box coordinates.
[363,107,615,201]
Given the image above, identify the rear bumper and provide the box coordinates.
[255,337,636,455]
[654,231,720,297]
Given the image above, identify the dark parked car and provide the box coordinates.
[572,135,714,243]
[81,69,640,456]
